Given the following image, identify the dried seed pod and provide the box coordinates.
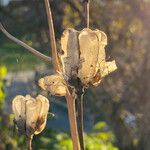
[59,28,117,88]
[38,74,67,96]
[12,95,49,137]
[60,28,79,81]
[78,28,99,87]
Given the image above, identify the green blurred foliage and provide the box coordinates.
[0,65,7,110]
[0,42,48,71]
[0,117,119,150]
[32,121,118,150]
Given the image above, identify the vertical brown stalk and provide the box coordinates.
[66,91,81,150]
[83,0,90,28]
[26,136,33,150]
[44,0,61,72]
[76,93,84,150]
[74,78,84,150]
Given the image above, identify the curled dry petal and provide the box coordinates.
[12,95,49,137]
[101,60,117,78]
[38,74,67,96]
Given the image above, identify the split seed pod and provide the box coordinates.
[60,28,117,88]
[12,95,49,138]
[38,74,67,96]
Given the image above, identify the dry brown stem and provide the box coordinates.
[44,0,61,72]
[0,23,51,63]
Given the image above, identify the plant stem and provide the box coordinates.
[83,0,90,28]
[26,135,33,150]
[76,93,84,150]
[72,77,84,150]
[44,0,61,72]
[0,23,51,63]
[66,91,80,150]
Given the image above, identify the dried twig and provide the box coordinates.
[82,0,90,28]
[26,136,33,150]
[44,0,61,72]
[76,92,84,150]
[66,91,81,150]
[0,23,51,63]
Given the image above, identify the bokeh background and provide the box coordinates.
[0,0,150,150]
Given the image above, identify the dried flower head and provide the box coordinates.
[12,95,49,137]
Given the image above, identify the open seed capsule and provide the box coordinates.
[12,95,49,137]
[59,28,117,88]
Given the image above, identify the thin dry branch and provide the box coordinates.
[0,23,51,63]
[66,91,81,150]
[83,0,90,28]
[76,93,84,150]
[26,136,33,150]
[44,0,61,72]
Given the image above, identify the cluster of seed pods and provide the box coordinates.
[38,28,117,96]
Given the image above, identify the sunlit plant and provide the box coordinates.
[0,0,117,150]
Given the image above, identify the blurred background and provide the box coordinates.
[0,0,150,150]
